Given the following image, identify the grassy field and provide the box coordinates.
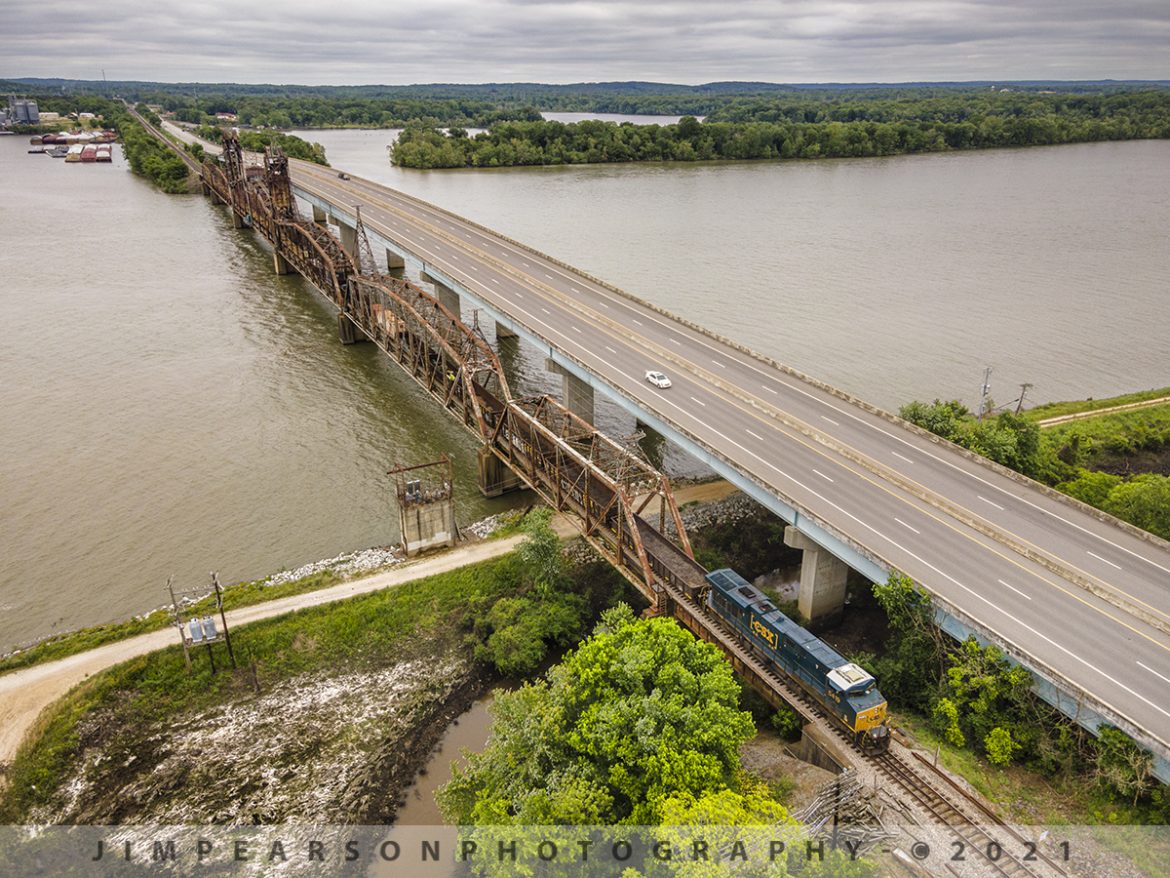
[1042,403,1170,465]
[0,552,524,821]
[1024,387,1170,421]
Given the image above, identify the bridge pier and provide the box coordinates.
[312,204,328,226]
[545,360,595,424]
[273,251,295,276]
[477,446,524,498]
[496,322,518,340]
[385,249,406,279]
[231,210,246,230]
[337,220,358,261]
[338,313,368,345]
[784,526,848,628]
[420,272,462,317]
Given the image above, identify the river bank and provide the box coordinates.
[0,482,739,824]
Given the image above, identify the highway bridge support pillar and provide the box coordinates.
[337,219,358,262]
[784,526,848,628]
[545,360,595,424]
[312,204,328,226]
[420,272,461,317]
[385,249,406,279]
[231,210,246,230]
[496,322,517,340]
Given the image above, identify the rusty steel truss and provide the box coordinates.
[198,134,694,606]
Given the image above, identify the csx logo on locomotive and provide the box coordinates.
[750,617,778,649]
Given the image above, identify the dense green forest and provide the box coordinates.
[391,89,1170,167]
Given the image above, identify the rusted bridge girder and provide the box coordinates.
[197,135,694,605]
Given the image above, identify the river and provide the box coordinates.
[2,131,1168,652]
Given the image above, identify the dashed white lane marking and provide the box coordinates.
[821,416,840,426]
[745,429,764,441]
[762,385,778,394]
[541,307,550,314]
[670,337,681,345]
[712,360,725,368]
[571,325,582,333]
[467,265,478,272]
[894,518,920,535]
[690,396,707,407]
[978,495,1005,511]
[605,346,618,354]
[599,302,610,308]
[490,278,500,284]
[997,579,1032,601]
[1087,551,1122,570]
[1137,661,1170,686]
[893,451,914,464]
[632,319,643,326]
[813,469,834,483]
[545,273,554,279]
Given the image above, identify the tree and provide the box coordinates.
[985,727,1019,766]
[440,605,757,826]
[869,572,943,710]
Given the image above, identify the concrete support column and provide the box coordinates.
[385,248,406,279]
[273,251,294,276]
[338,313,368,345]
[420,271,461,317]
[784,526,848,627]
[231,210,246,229]
[546,359,595,425]
[496,322,518,339]
[337,219,358,262]
[312,204,328,226]
[477,446,524,498]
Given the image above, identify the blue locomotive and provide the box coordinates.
[706,568,890,754]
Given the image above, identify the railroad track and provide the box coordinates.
[663,583,1067,878]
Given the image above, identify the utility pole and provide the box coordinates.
[212,571,237,669]
[1015,382,1033,415]
[977,366,993,421]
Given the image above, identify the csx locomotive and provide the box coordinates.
[706,568,890,754]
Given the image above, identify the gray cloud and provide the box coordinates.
[3,1,1167,85]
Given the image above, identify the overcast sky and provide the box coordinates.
[5,1,1168,86]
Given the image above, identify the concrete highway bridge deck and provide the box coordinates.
[278,158,1170,779]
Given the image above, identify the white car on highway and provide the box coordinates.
[645,370,672,389]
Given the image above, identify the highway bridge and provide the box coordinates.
[149,115,1170,781]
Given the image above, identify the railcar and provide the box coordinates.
[705,568,890,754]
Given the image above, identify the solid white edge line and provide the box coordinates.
[1137,661,1170,686]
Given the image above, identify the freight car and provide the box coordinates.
[706,568,890,754]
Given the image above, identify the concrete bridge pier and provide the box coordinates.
[546,360,595,425]
[784,526,848,628]
[496,322,518,340]
[273,251,295,276]
[338,313,368,345]
[231,210,246,230]
[336,218,358,262]
[385,249,406,279]
[312,204,328,226]
[477,446,524,497]
[420,272,461,317]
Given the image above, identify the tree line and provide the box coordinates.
[391,89,1170,168]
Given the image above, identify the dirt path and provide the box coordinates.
[0,481,734,769]
[0,534,530,769]
[1037,395,1170,426]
